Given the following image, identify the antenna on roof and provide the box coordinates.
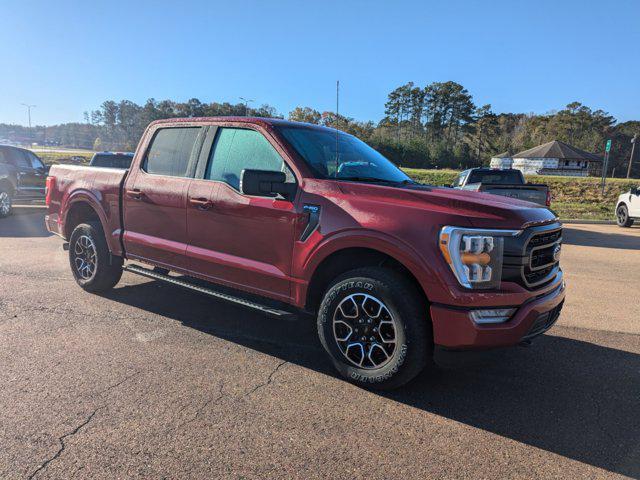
[335,80,339,178]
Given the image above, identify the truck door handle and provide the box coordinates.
[189,197,213,210]
[126,188,144,200]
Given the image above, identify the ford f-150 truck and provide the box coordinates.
[45,117,565,389]
[453,167,551,207]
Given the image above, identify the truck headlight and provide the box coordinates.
[439,226,521,289]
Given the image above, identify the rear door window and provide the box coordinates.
[144,127,202,177]
[8,149,30,169]
[205,128,290,190]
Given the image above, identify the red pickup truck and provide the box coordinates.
[45,117,565,389]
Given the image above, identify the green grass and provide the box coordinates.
[402,168,637,221]
[32,150,95,165]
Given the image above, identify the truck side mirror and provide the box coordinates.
[240,169,295,200]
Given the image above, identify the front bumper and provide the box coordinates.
[430,272,566,349]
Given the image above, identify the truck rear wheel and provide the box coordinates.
[317,267,432,390]
[0,189,13,218]
[616,205,634,227]
[69,221,123,292]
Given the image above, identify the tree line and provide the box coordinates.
[1,81,638,176]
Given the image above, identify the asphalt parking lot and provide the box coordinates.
[1,207,639,479]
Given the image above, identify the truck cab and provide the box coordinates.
[45,117,566,389]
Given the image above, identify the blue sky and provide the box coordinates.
[1,0,639,126]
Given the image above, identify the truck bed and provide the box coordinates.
[45,164,128,256]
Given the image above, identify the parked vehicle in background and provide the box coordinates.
[616,186,640,227]
[89,152,134,169]
[0,145,48,217]
[45,117,565,389]
[453,168,551,207]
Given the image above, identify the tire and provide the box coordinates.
[317,267,432,390]
[68,221,123,292]
[616,204,634,227]
[0,188,13,218]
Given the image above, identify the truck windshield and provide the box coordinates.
[467,170,523,185]
[278,127,412,183]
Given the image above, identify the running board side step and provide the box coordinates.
[123,264,296,319]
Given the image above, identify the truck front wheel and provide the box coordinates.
[69,221,123,292]
[317,267,432,390]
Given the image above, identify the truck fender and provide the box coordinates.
[300,229,438,299]
[62,190,120,255]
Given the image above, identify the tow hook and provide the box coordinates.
[518,339,533,347]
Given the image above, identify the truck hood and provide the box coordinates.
[338,182,558,230]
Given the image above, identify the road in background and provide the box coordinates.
[1,207,639,479]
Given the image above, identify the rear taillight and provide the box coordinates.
[45,176,55,206]
[545,189,552,207]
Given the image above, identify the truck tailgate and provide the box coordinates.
[479,185,548,206]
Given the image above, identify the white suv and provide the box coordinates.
[616,186,640,227]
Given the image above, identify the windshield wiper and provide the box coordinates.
[337,176,421,186]
[394,179,419,185]
[337,176,395,183]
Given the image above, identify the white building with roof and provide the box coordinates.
[510,140,602,177]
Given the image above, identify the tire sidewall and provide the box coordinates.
[0,189,12,218]
[69,223,102,287]
[617,205,630,227]
[318,275,419,387]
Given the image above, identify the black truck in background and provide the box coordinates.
[0,145,48,217]
[453,168,551,207]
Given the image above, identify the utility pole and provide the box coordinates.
[239,97,254,116]
[601,139,612,195]
[627,134,637,178]
[21,103,36,129]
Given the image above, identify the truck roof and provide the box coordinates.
[149,116,336,132]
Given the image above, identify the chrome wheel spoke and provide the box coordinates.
[72,235,97,280]
[332,293,397,369]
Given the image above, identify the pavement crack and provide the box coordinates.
[99,370,141,395]
[27,406,105,480]
[245,360,288,397]
[178,382,226,429]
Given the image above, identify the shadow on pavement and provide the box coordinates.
[563,226,640,250]
[0,206,51,238]
[103,280,640,478]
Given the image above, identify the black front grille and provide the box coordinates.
[523,229,562,287]
[502,223,562,290]
[528,230,561,249]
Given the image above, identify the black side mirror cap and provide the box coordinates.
[240,169,295,199]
